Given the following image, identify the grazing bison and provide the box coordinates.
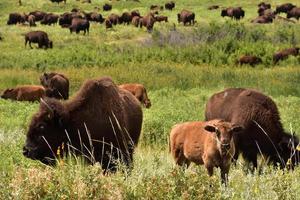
[139,13,156,31]
[273,47,299,64]
[1,85,45,101]
[237,55,262,66]
[287,7,300,20]
[132,16,141,27]
[221,7,245,20]
[155,15,168,22]
[41,13,59,25]
[251,15,273,23]
[208,5,220,10]
[25,31,53,49]
[165,1,175,10]
[119,83,151,108]
[170,119,243,185]
[7,13,27,25]
[29,11,47,21]
[40,72,69,100]
[103,3,112,11]
[275,3,295,14]
[85,12,104,23]
[205,88,300,170]
[23,77,143,171]
[119,12,132,25]
[107,14,120,25]
[69,18,90,35]
[177,10,195,25]
[50,0,66,4]
[27,15,36,27]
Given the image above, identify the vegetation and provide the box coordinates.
[0,0,300,199]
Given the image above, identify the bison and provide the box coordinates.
[150,5,163,11]
[25,31,53,49]
[41,13,59,25]
[1,85,45,101]
[119,12,132,25]
[205,88,300,170]
[23,77,143,172]
[27,15,36,27]
[251,15,273,23]
[103,3,112,11]
[275,3,296,14]
[273,47,299,64]
[208,5,220,10]
[177,10,195,25]
[69,18,90,35]
[132,16,141,27]
[237,55,262,66]
[105,18,113,29]
[119,83,151,108]
[221,7,245,20]
[107,14,120,25]
[170,119,243,185]
[287,7,300,20]
[85,12,104,23]
[131,10,141,17]
[7,13,27,25]
[50,0,66,3]
[155,15,168,22]
[40,72,69,100]
[29,11,47,21]
[59,12,83,27]
[139,13,156,31]
[165,1,175,10]
[258,2,271,9]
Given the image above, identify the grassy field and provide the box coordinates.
[0,0,300,199]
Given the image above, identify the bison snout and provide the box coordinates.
[221,143,231,150]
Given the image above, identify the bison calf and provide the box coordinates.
[25,31,53,49]
[170,119,243,185]
[237,55,262,66]
[1,85,45,101]
[119,83,151,108]
[273,47,299,64]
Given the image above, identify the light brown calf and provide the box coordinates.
[170,119,243,185]
[1,85,45,101]
[119,83,151,108]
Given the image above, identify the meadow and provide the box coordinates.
[0,0,300,199]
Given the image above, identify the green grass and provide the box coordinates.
[0,0,300,199]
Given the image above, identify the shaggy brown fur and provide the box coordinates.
[139,13,156,31]
[27,15,36,27]
[237,55,262,66]
[23,77,143,172]
[205,88,300,170]
[170,119,243,185]
[40,72,69,100]
[275,3,295,14]
[41,13,59,25]
[287,7,300,20]
[7,13,27,25]
[25,31,53,49]
[251,15,273,23]
[119,83,151,108]
[69,18,90,35]
[165,1,175,10]
[107,14,120,25]
[177,10,195,25]
[155,15,168,22]
[1,85,45,101]
[132,16,141,27]
[273,47,299,64]
[221,7,245,20]
[29,11,47,21]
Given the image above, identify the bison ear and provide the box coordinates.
[204,125,216,133]
[231,125,244,133]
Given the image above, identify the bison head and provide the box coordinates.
[221,9,228,17]
[48,40,53,49]
[278,133,300,168]
[144,99,151,108]
[1,89,15,99]
[23,98,69,165]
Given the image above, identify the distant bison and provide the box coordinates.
[25,31,53,49]
[85,12,104,23]
[205,88,300,170]
[132,16,141,27]
[165,1,175,10]
[40,72,69,100]
[275,3,296,14]
[287,7,300,20]
[50,0,66,3]
[208,5,220,10]
[258,2,271,9]
[131,10,141,17]
[150,5,163,11]
[170,119,243,185]
[27,15,36,27]
[119,83,151,108]
[105,18,113,29]
[29,11,47,21]
[23,77,143,171]
[59,12,83,27]
[155,15,168,22]
[41,13,59,25]
[103,3,112,11]
[177,10,195,25]
[69,18,90,35]
[1,85,45,101]
[119,12,132,25]
[237,55,262,66]
[107,14,120,25]
[139,13,156,31]
[7,13,27,25]
[221,7,245,20]
[273,47,299,64]
[251,15,273,23]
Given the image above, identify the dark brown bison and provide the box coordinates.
[119,12,132,25]
[105,18,113,29]
[165,1,175,10]
[208,5,220,10]
[170,119,243,185]
[119,83,151,108]
[29,11,47,21]
[275,3,296,14]
[59,12,83,27]
[50,0,66,4]
[107,14,120,25]
[221,7,245,20]
[287,7,300,20]
[132,16,141,27]
[41,13,59,25]
[1,85,45,101]
[237,55,262,66]
[131,10,141,17]
[25,31,53,49]
[205,88,300,170]
[23,77,143,171]
[85,12,104,23]
[258,8,275,18]
[69,18,90,35]
[139,13,156,31]
[150,5,163,11]
[40,72,69,100]
[155,15,168,22]
[177,10,195,25]
[103,3,112,11]
[273,47,299,64]
[27,15,36,27]
[7,13,27,25]
[251,15,273,23]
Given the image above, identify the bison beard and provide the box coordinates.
[23,77,143,172]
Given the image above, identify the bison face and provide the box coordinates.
[278,134,300,168]
[48,40,53,49]
[1,89,15,99]
[221,9,228,17]
[23,98,69,165]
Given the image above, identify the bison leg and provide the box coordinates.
[29,41,33,49]
[25,39,28,48]
[220,165,230,186]
[242,151,257,172]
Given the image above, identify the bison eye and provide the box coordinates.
[38,124,45,130]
